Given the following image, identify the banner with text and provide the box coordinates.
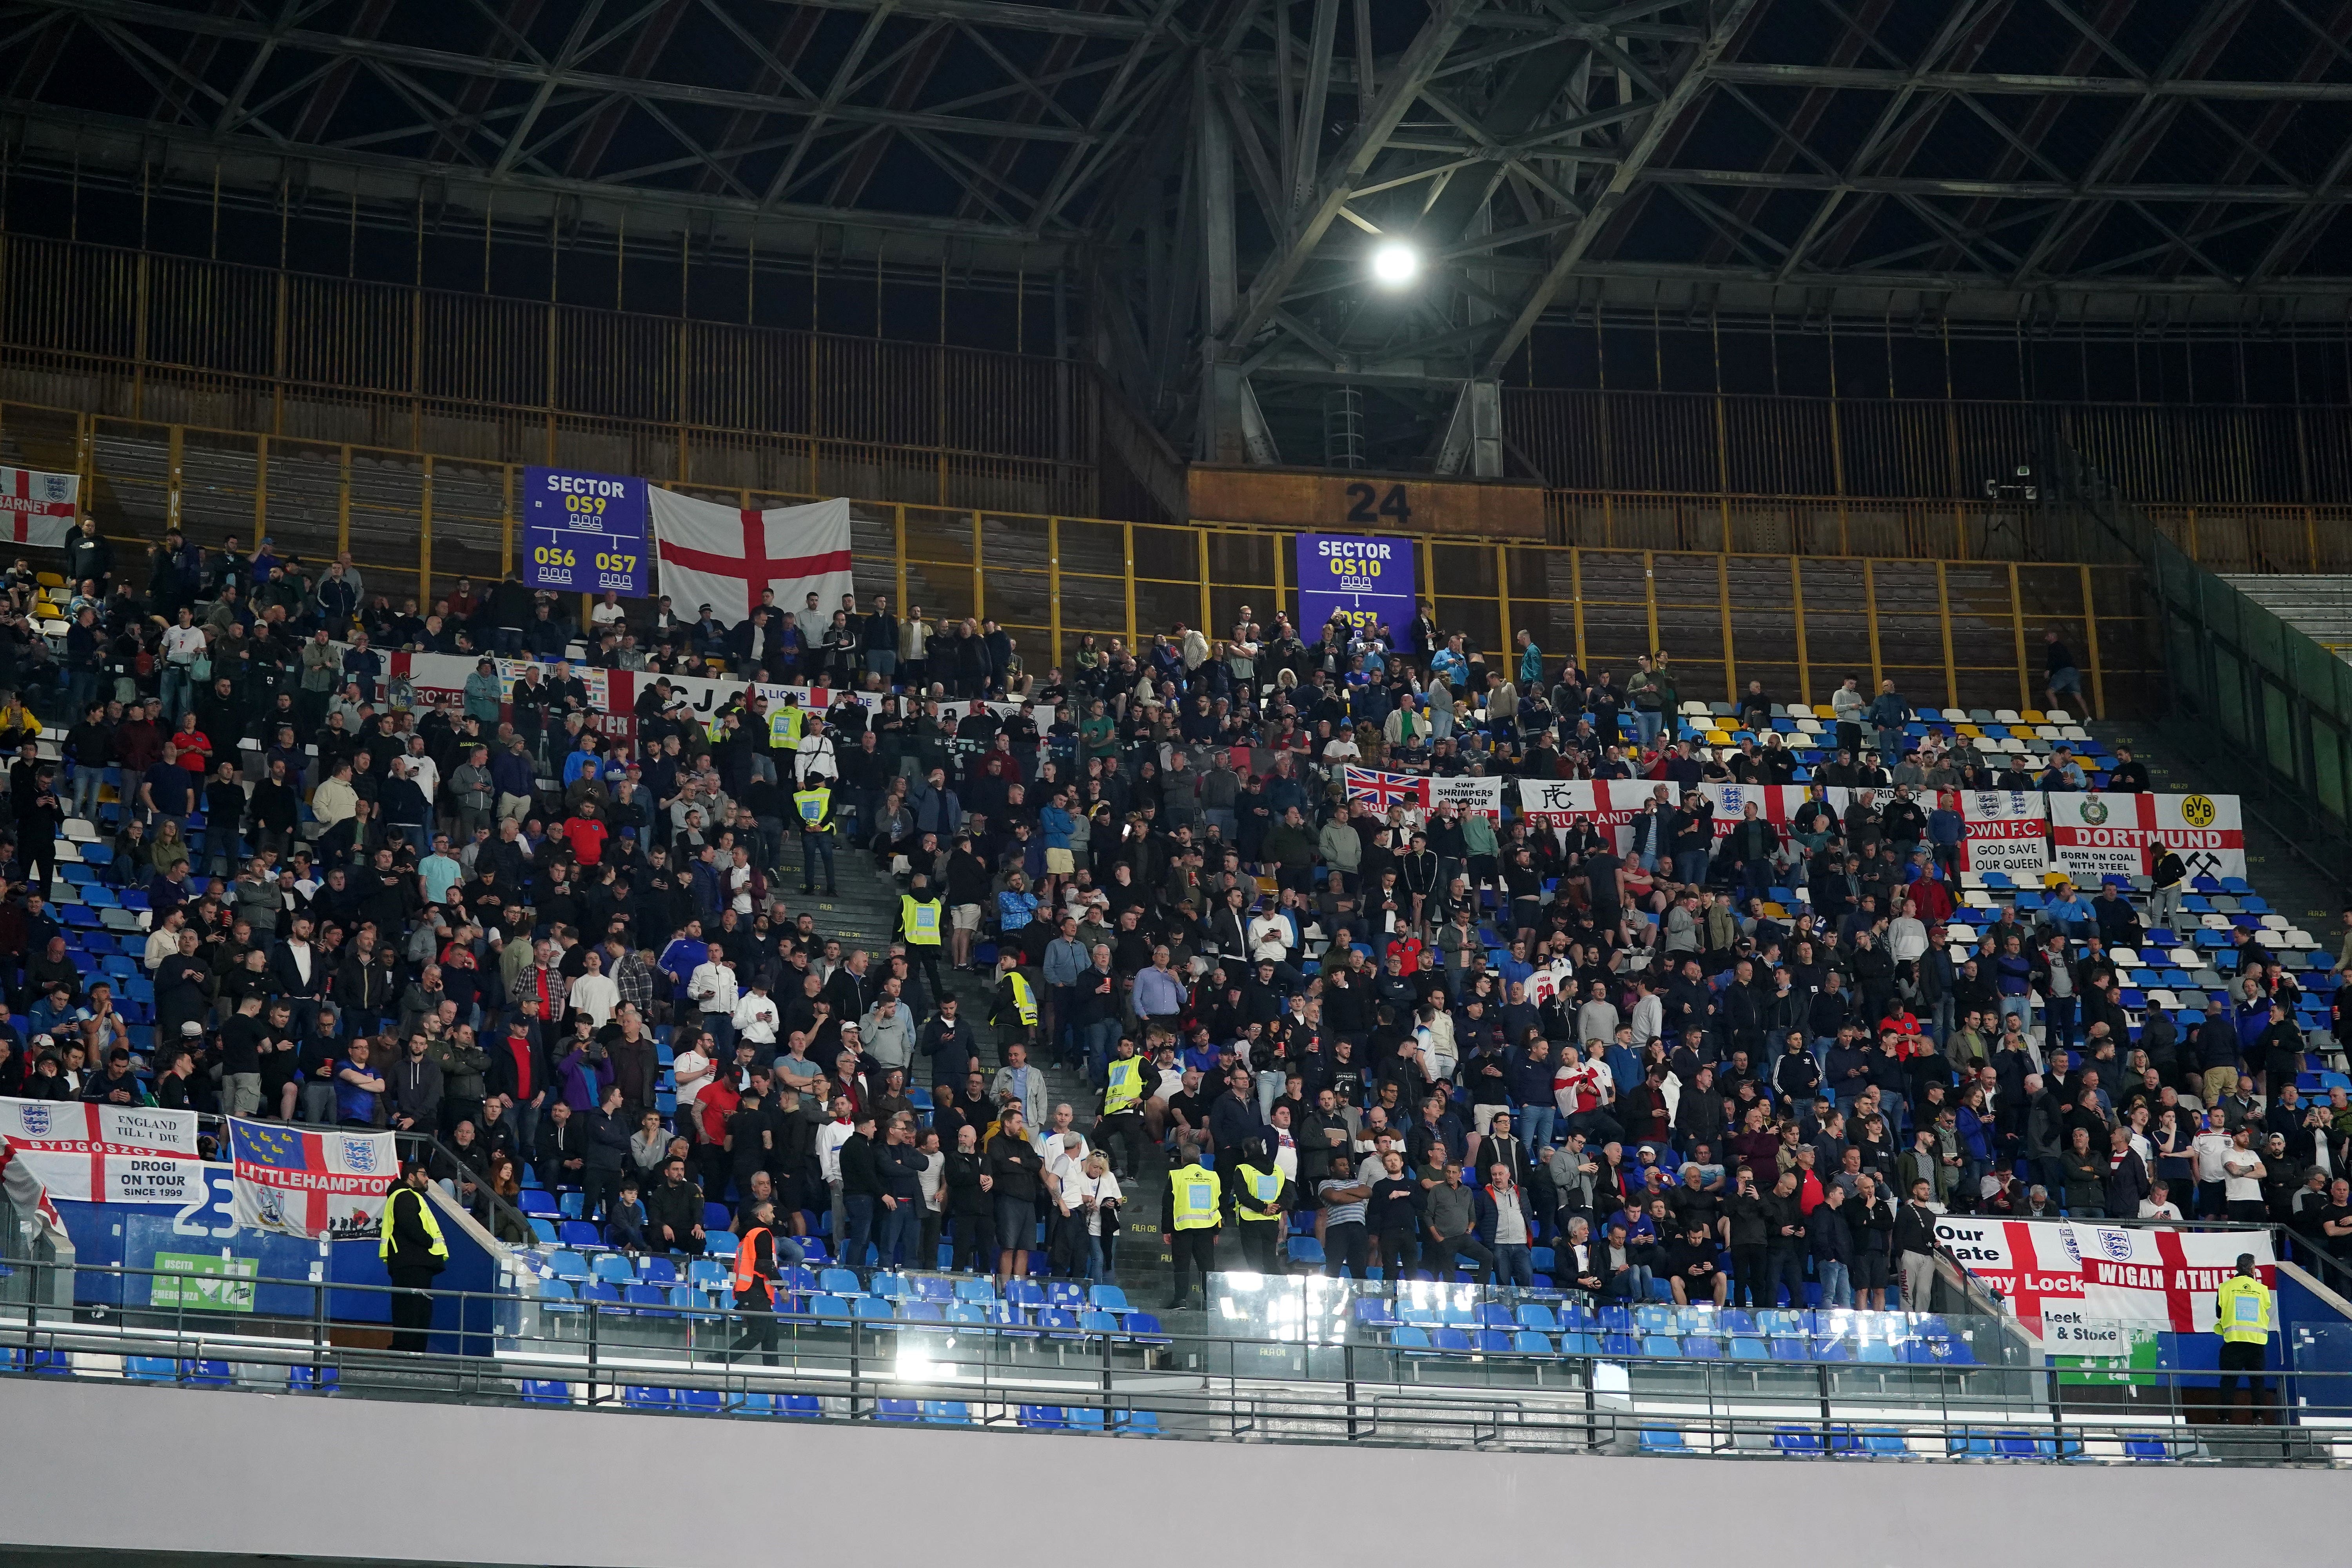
[1515,778,1645,849]
[1342,766,1503,819]
[228,1118,397,1241]
[386,650,876,744]
[7,1149,210,1206]
[0,1098,199,1157]
[0,1098,207,1207]
[1951,788,2051,878]
[2045,791,2246,884]
[1932,1214,2274,1333]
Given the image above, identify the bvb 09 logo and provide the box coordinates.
[2180,794,2217,829]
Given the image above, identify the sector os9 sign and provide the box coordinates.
[1296,534,1416,640]
[524,466,647,596]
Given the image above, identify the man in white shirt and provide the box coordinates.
[1887,897,1929,966]
[144,906,189,971]
[794,720,838,786]
[2191,1112,2237,1220]
[671,1036,714,1120]
[160,608,207,720]
[689,953,740,1051]
[732,977,781,1052]
[813,1094,855,1244]
[1032,1102,1091,1179]
[2138,1181,2183,1221]
[566,948,621,1029]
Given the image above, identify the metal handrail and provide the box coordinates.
[3,1267,2332,1465]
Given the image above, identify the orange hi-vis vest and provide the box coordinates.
[731,1225,775,1302]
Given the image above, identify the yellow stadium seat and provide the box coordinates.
[34,572,64,589]
[2021,708,2047,724]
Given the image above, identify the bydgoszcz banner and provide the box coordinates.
[228,1118,397,1241]
[0,466,80,548]
[1932,1214,2274,1334]
[1296,535,1416,641]
[1342,765,1503,819]
[1949,788,2050,878]
[2045,790,2247,884]
[650,490,855,624]
[0,1097,206,1203]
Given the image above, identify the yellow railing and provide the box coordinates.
[0,396,2165,718]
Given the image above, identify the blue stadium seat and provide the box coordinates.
[623,1386,676,1412]
[679,1389,723,1415]
[288,1365,339,1393]
[1017,1405,1067,1430]
[1639,1428,1691,1454]
[877,1398,920,1423]
[521,1380,571,1405]
[923,1400,972,1425]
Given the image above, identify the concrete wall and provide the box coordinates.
[0,1376,2341,1567]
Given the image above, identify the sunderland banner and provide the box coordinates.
[1342,766,1504,819]
[2046,790,2246,884]
[1932,1214,2274,1334]
[1515,778,1668,850]
[228,1118,396,1241]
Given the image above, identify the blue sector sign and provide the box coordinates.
[524,466,648,595]
[1296,534,1415,639]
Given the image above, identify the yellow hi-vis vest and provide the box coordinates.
[769,706,804,748]
[1169,1165,1221,1230]
[2216,1274,2273,1343]
[901,895,943,945]
[1235,1164,1284,1220]
[793,786,832,831]
[378,1184,448,1263]
[1103,1056,1144,1116]
[1006,971,1039,1025]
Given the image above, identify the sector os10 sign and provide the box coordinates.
[1296,534,1415,639]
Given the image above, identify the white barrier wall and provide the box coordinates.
[0,1376,2341,1567]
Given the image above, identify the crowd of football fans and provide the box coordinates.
[2,518,2348,1317]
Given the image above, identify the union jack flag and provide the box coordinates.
[1344,766,1430,810]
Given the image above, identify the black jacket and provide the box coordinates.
[382,1183,446,1274]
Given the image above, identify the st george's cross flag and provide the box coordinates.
[0,466,79,548]
[229,1117,396,1240]
[648,489,857,626]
